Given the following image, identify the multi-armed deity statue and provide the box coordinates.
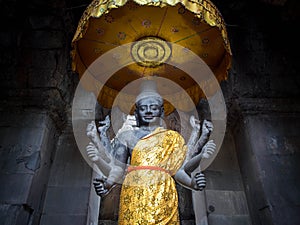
[85,80,216,224]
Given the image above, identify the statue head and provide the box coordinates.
[135,80,164,127]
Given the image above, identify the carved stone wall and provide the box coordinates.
[224,0,300,224]
[0,0,80,224]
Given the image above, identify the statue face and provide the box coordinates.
[135,97,163,126]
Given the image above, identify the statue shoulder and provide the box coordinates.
[166,129,183,137]
[115,129,135,144]
[166,129,186,143]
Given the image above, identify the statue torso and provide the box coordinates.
[117,127,159,156]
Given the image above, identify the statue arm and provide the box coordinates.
[185,118,213,161]
[86,142,112,175]
[185,115,201,162]
[86,118,112,164]
[174,168,206,191]
[174,140,215,190]
[184,140,216,175]
[174,139,215,190]
[105,137,128,188]
[86,117,128,197]
[192,120,213,157]
[98,115,113,154]
[92,133,129,197]
[174,118,215,190]
[86,119,113,185]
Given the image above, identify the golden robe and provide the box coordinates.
[118,127,187,225]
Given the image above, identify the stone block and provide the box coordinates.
[0,32,18,48]
[0,126,44,146]
[28,68,58,88]
[40,214,87,225]
[47,133,92,187]
[207,133,240,172]
[0,173,33,204]
[181,220,196,225]
[201,129,239,172]
[208,214,251,225]
[0,111,56,224]
[234,113,300,225]
[42,186,90,215]
[0,66,18,89]
[271,205,300,225]
[28,120,57,209]
[205,190,249,216]
[98,220,118,225]
[22,30,64,49]
[27,49,68,88]
[0,111,50,129]
[203,132,245,191]
[31,49,59,69]
[205,170,244,191]
[0,127,46,174]
[0,203,34,225]
[0,48,16,67]
[2,89,66,118]
[234,119,270,209]
[0,204,20,225]
[29,15,63,30]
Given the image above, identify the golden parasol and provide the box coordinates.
[71,0,232,115]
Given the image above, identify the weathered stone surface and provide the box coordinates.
[207,133,240,172]
[0,173,33,204]
[206,190,249,216]
[0,204,20,225]
[42,186,90,214]
[205,170,244,191]
[30,49,59,69]
[40,214,87,225]
[47,133,91,187]
[0,111,57,225]
[0,111,51,129]
[98,220,118,225]
[0,203,35,225]
[260,0,288,6]
[40,127,92,225]
[234,113,300,225]
[181,220,196,225]
[22,30,64,49]
[0,32,19,48]
[0,117,54,175]
[29,15,63,30]
[208,214,252,225]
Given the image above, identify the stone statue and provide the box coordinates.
[86,80,216,224]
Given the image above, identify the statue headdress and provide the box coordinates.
[135,80,163,105]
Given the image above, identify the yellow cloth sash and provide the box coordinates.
[118,127,187,225]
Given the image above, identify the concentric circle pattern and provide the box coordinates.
[131,37,171,67]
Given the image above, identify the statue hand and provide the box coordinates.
[86,142,100,162]
[86,121,98,140]
[98,115,110,133]
[93,177,108,197]
[192,172,206,191]
[190,115,201,130]
[201,140,216,159]
[202,120,213,136]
